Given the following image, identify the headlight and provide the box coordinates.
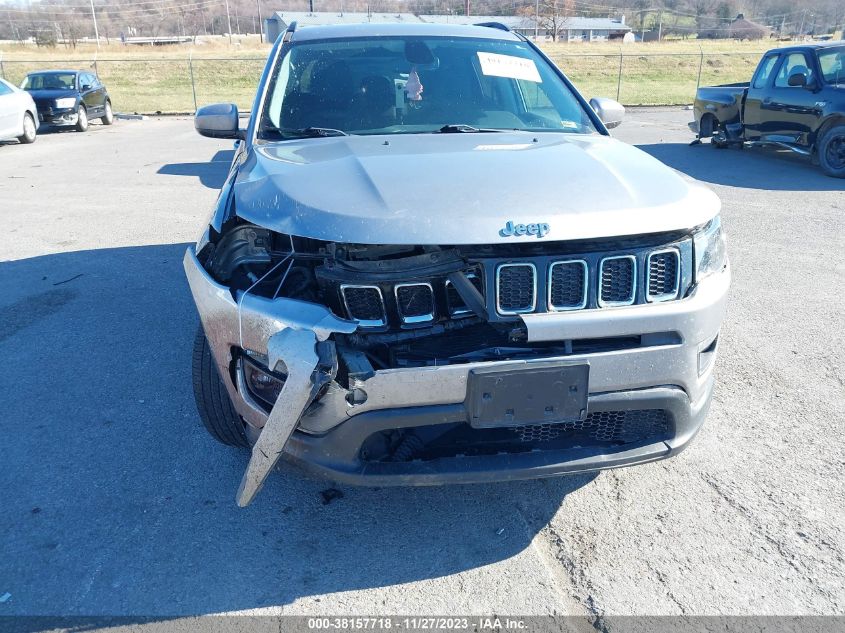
[693,215,727,283]
[55,97,76,109]
[242,354,286,409]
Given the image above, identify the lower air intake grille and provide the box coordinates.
[647,250,680,301]
[496,263,536,314]
[549,260,587,310]
[599,256,636,306]
[513,409,670,445]
[341,285,385,326]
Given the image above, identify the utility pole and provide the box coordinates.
[89,0,99,49]
[256,0,263,42]
[534,0,539,39]
[224,0,232,43]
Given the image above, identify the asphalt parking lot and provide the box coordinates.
[1,110,843,619]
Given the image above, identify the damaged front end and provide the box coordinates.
[186,212,728,505]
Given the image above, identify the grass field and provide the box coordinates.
[0,36,775,112]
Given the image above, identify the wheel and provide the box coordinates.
[817,124,845,178]
[17,112,36,144]
[699,114,715,138]
[75,105,89,132]
[100,100,114,125]
[192,325,250,448]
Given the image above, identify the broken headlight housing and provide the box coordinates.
[242,354,286,409]
[693,215,727,283]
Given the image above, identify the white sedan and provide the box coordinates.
[0,77,38,144]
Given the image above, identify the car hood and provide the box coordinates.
[234,132,720,245]
[26,89,77,101]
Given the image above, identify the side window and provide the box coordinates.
[774,53,813,88]
[0,81,12,96]
[80,74,92,89]
[752,54,778,89]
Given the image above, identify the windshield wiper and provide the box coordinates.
[437,124,503,133]
[265,126,349,139]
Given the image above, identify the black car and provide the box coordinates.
[21,70,114,132]
[691,43,845,178]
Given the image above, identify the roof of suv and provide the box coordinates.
[764,41,845,55]
[288,22,522,42]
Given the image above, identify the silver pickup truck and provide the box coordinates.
[185,22,730,505]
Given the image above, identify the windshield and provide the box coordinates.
[817,47,845,85]
[258,35,598,139]
[22,72,77,91]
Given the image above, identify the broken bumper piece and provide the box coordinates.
[184,247,357,506]
[184,246,730,501]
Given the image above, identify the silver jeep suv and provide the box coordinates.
[185,22,730,505]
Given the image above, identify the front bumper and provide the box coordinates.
[184,246,730,492]
[38,107,78,126]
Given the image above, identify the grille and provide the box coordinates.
[513,409,670,445]
[395,283,435,323]
[445,273,484,317]
[548,260,587,310]
[496,263,536,314]
[340,285,386,326]
[599,256,636,306]
[647,249,680,301]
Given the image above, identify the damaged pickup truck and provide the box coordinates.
[184,21,730,506]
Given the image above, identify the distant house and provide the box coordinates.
[555,16,630,42]
[726,14,771,40]
[698,14,771,40]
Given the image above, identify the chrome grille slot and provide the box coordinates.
[340,284,386,327]
[548,260,588,311]
[598,255,636,307]
[496,263,537,315]
[395,283,435,324]
[646,249,680,302]
[445,273,483,317]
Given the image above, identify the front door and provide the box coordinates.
[0,81,17,137]
[764,51,823,144]
[742,52,780,140]
[79,73,105,117]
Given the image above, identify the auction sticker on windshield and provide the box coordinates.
[477,52,542,82]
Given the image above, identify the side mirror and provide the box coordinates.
[195,103,242,139]
[81,84,92,91]
[589,97,625,129]
[787,72,807,88]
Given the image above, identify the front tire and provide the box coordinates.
[699,114,716,138]
[75,105,89,132]
[817,125,845,178]
[192,326,250,448]
[100,100,114,125]
[18,112,36,144]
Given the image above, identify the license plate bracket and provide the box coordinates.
[465,362,589,429]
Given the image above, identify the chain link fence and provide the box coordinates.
[0,50,761,114]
